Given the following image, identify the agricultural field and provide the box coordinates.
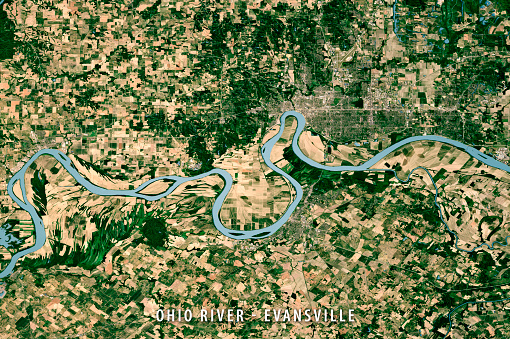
[1,0,510,338]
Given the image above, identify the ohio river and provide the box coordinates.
[2,110,510,279]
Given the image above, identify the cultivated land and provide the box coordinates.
[1,0,510,337]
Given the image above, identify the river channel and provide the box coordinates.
[1,110,510,279]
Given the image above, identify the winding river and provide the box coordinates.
[2,110,510,337]
[3,110,510,278]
